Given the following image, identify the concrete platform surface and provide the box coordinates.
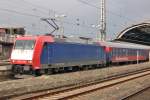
[0,65,11,71]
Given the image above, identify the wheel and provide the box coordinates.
[45,68,53,75]
[33,69,41,77]
[11,65,15,73]
[9,73,15,79]
[11,65,18,74]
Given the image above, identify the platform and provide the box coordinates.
[0,65,11,70]
[0,65,11,78]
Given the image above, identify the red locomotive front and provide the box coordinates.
[10,35,54,76]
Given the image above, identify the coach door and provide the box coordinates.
[149,50,150,62]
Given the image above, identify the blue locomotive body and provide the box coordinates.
[40,42,106,68]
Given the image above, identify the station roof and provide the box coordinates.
[115,22,150,45]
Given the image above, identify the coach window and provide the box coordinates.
[141,50,143,56]
[112,48,114,57]
[118,48,120,57]
[126,49,128,56]
[117,48,119,57]
[114,48,116,56]
[118,48,121,57]
[112,48,114,56]
[123,49,125,56]
[138,49,140,56]
[134,49,136,55]
[124,49,126,56]
[128,49,131,55]
[120,49,122,56]
[132,49,134,55]
[133,49,135,56]
[118,49,120,57]
[115,48,117,56]
[112,49,114,56]
[116,48,118,57]
[121,49,122,56]
[142,50,144,56]
[113,48,114,56]
[131,49,133,56]
[140,50,142,56]
[116,49,118,57]
[130,49,132,56]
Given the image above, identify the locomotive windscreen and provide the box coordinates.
[14,40,35,50]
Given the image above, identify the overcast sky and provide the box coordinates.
[0,0,150,40]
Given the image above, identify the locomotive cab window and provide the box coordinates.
[14,40,35,50]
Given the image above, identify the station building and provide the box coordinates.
[0,26,25,59]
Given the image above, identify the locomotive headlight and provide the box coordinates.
[28,60,32,64]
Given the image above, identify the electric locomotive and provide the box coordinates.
[10,35,106,76]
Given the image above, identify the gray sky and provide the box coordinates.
[0,0,150,40]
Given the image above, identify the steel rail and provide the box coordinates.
[121,86,150,100]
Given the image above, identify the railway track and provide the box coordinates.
[9,67,150,100]
[121,86,150,100]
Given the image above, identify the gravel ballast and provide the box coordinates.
[0,62,150,98]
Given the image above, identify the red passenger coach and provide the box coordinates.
[100,42,150,64]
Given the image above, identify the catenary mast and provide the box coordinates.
[100,0,106,41]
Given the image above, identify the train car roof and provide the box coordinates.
[99,41,150,50]
[15,35,54,40]
[16,36,37,40]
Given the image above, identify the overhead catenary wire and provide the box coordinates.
[77,0,137,23]
[4,0,51,16]
[0,8,42,18]
[20,0,63,16]
[21,0,53,11]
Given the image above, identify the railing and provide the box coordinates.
[0,34,16,44]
